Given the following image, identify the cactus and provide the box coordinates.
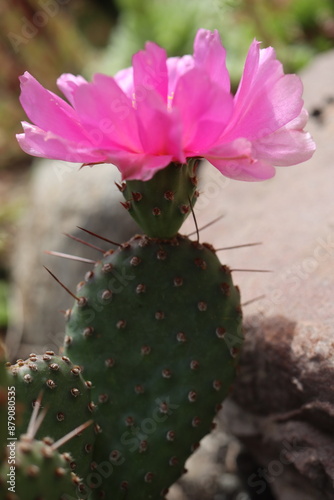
[0,437,84,500]
[0,342,12,459]
[8,352,97,483]
[64,233,243,498]
[119,160,199,238]
[0,391,92,500]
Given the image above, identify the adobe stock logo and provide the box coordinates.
[7,0,71,54]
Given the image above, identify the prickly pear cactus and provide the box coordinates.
[0,435,85,500]
[119,160,199,238]
[0,342,12,458]
[64,233,243,498]
[9,352,97,482]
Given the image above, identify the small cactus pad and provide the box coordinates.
[0,436,85,500]
[9,353,96,482]
[1,342,13,458]
[119,160,199,238]
[64,234,243,499]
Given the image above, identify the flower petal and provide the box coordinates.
[72,73,141,152]
[223,41,304,141]
[173,68,233,152]
[252,128,315,166]
[16,122,105,163]
[205,138,276,181]
[107,151,174,181]
[167,55,194,96]
[57,73,87,106]
[193,29,230,93]
[19,72,88,142]
[135,85,184,162]
[133,41,168,103]
[208,156,276,181]
[114,66,134,98]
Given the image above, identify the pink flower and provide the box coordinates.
[17,29,315,181]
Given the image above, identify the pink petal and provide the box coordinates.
[57,73,87,106]
[233,42,282,109]
[223,41,304,141]
[16,122,106,163]
[252,127,315,166]
[233,74,303,140]
[17,122,174,181]
[72,73,141,152]
[205,138,275,181]
[19,72,88,142]
[132,41,168,103]
[107,151,174,181]
[208,156,276,181]
[193,29,230,93]
[167,55,195,95]
[173,68,233,152]
[134,86,184,162]
[114,66,134,98]
[207,137,252,158]
[285,108,308,130]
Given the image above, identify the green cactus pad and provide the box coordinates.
[119,160,199,238]
[0,436,85,500]
[0,342,13,460]
[9,353,96,484]
[64,234,243,499]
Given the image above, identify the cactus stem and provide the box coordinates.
[43,266,83,302]
[64,232,106,253]
[77,226,121,247]
[44,250,96,264]
[216,242,262,251]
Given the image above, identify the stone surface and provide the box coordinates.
[222,316,334,499]
[6,161,139,360]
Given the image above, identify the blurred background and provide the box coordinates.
[1,0,334,348]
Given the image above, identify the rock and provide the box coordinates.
[167,426,245,500]
[6,161,139,360]
[222,316,334,500]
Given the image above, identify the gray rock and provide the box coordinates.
[6,161,139,360]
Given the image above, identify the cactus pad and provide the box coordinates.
[119,161,199,238]
[0,436,85,500]
[64,234,243,499]
[9,353,96,483]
